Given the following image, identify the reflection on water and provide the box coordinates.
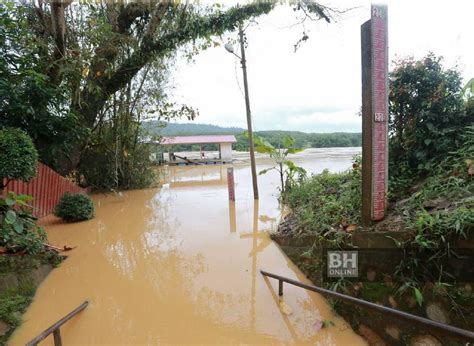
[10,148,365,345]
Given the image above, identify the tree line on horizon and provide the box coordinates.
[144,121,361,151]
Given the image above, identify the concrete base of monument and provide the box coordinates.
[271,215,474,345]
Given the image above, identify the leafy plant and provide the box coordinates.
[284,156,362,237]
[0,192,46,254]
[54,193,94,222]
[389,126,474,290]
[234,131,361,151]
[249,132,306,194]
[0,128,38,192]
[389,54,473,185]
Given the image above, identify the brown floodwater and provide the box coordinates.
[10,148,366,345]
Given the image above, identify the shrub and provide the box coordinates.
[54,193,95,222]
[79,141,156,191]
[284,156,362,235]
[0,127,38,190]
[0,192,46,254]
[389,54,473,179]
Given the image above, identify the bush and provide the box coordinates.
[0,192,46,254]
[0,128,38,188]
[54,193,95,222]
[389,54,473,179]
[79,141,156,191]
[284,156,362,235]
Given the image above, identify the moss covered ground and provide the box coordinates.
[0,252,62,345]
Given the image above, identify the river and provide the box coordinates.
[10,147,366,345]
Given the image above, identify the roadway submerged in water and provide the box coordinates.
[11,148,365,345]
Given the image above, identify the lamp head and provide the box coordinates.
[224,43,234,54]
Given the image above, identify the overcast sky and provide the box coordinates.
[169,0,474,133]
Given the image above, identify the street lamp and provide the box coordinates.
[226,26,259,200]
[224,43,235,54]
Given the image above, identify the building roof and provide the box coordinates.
[159,135,237,145]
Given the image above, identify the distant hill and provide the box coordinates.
[142,121,362,149]
[142,121,244,136]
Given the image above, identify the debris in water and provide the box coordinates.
[44,243,76,252]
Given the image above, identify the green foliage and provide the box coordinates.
[0,128,38,186]
[284,157,361,236]
[249,133,306,194]
[0,4,89,171]
[79,120,157,191]
[0,292,33,345]
[235,131,361,151]
[388,126,474,287]
[0,192,46,254]
[0,253,61,345]
[145,122,362,152]
[54,193,95,222]
[0,1,275,177]
[389,54,473,183]
[1,1,336,183]
[145,121,243,136]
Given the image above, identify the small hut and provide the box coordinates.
[158,135,237,165]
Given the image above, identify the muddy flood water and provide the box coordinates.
[10,148,366,345]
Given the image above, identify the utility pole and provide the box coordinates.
[239,26,259,200]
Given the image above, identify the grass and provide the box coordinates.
[281,127,473,323]
[0,283,36,345]
[283,156,362,239]
[0,252,62,345]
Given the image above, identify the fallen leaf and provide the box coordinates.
[0,246,7,254]
[388,295,397,308]
[346,224,357,232]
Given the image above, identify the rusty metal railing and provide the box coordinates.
[260,270,474,342]
[26,300,89,346]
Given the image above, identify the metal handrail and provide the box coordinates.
[260,270,474,342]
[26,300,89,346]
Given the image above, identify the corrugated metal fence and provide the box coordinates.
[2,163,87,218]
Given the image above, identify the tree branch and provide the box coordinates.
[77,2,274,127]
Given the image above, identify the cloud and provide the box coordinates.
[170,0,474,133]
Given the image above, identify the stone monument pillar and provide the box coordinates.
[361,4,389,224]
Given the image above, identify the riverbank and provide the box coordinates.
[0,251,61,345]
[271,146,474,344]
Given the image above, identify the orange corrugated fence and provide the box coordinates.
[2,163,87,218]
